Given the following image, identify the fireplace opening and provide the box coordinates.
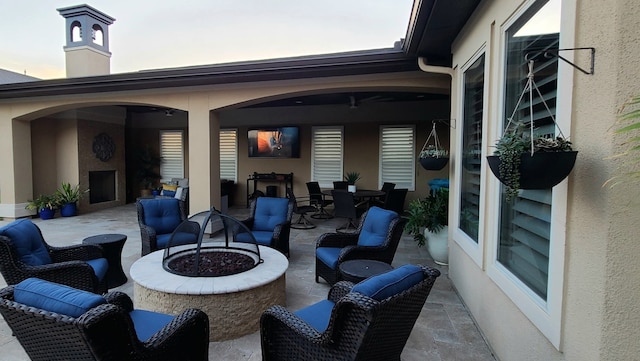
[89,170,116,204]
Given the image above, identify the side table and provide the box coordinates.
[83,234,128,288]
[338,259,394,284]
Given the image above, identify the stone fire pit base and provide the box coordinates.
[130,246,288,341]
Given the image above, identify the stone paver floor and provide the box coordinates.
[0,203,495,360]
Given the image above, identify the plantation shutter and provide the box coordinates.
[219,129,237,182]
[312,127,343,188]
[159,130,183,180]
[498,30,560,300]
[380,126,415,190]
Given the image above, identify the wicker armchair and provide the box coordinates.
[315,206,406,285]
[261,264,441,361]
[0,279,210,361]
[136,198,199,256]
[0,219,107,293]
[237,196,294,257]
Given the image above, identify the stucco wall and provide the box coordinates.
[449,0,640,360]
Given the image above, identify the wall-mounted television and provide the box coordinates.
[248,127,300,158]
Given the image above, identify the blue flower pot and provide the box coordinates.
[38,208,55,220]
[60,203,77,217]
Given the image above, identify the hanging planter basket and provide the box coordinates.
[487,151,578,189]
[418,121,449,171]
[488,60,577,198]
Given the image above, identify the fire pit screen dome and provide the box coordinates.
[162,208,262,277]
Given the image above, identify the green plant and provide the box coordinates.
[344,171,361,185]
[419,145,449,158]
[135,146,162,189]
[405,188,449,247]
[55,182,88,205]
[493,121,573,200]
[26,194,57,211]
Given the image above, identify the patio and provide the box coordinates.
[0,204,495,360]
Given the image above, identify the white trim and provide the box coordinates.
[452,46,488,268]
[485,0,571,350]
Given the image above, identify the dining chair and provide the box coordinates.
[382,188,408,215]
[371,182,396,207]
[306,182,333,219]
[331,189,365,233]
[332,181,348,190]
[287,188,316,230]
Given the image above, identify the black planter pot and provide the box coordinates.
[419,157,449,171]
[487,151,578,189]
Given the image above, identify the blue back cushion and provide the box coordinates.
[0,219,52,266]
[253,197,289,232]
[14,278,106,318]
[141,198,182,235]
[351,264,424,301]
[357,207,398,247]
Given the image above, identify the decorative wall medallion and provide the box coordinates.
[93,133,115,162]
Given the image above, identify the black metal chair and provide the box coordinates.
[331,189,365,233]
[332,181,348,190]
[306,181,333,219]
[382,188,408,215]
[371,182,396,207]
[315,207,406,285]
[0,219,108,294]
[0,278,209,361]
[287,188,316,230]
[261,264,441,361]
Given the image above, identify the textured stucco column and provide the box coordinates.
[0,113,34,218]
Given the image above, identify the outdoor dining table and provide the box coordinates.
[322,189,385,209]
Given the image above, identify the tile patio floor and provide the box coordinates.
[0,203,495,360]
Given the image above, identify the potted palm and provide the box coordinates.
[135,146,162,197]
[344,171,361,192]
[487,120,577,201]
[26,194,57,220]
[405,188,449,265]
[55,182,88,217]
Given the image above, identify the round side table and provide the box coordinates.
[338,259,394,284]
[83,234,128,288]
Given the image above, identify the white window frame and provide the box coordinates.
[159,130,184,182]
[311,126,343,188]
[452,46,488,268]
[378,125,416,191]
[219,129,237,183]
[485,0,573,349]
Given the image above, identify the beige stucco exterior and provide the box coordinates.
[448,0,640,359]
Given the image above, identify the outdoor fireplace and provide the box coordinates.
[88,170,115,204]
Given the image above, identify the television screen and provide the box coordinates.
[248,127,300,158]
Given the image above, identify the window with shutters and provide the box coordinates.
[219,129,237,182]
[159,130,183,181]
[379,126,415,190]
[311,127,343,188]
[459,53,485,244]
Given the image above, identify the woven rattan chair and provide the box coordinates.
[237,196,294,256]
[136,198,199,256]
[315,206,406,285]
[0,278,209,361]
[261,264,441,361]
[0,219,108,294]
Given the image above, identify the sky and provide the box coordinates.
[0,1,414,80]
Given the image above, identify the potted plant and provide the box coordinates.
[25,194,57,220]
[486,120,577,201]
[55,182,88,217]
[135,146,162,197]
[419,146,449,171]
[344,171,361,192]
[405,188,449,265]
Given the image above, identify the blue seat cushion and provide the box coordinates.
[129,309,175,342]
[0,219,52,266]
[141,198,182,235]
[14,278,106,318]
[294,299,335,332]
[157,231,198,249]
[315,247,343,270]
[252,197,289,232]
[250,231,274,246]
[86,258,109,281]
[351,264,424,301]
[357,207,398,247]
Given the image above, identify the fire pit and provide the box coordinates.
[131,208,288,341]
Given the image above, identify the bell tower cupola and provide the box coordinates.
[57,4,115,77]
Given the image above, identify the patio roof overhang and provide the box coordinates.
[0,0,481,100]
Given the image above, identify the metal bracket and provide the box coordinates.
[543,47,595,75]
